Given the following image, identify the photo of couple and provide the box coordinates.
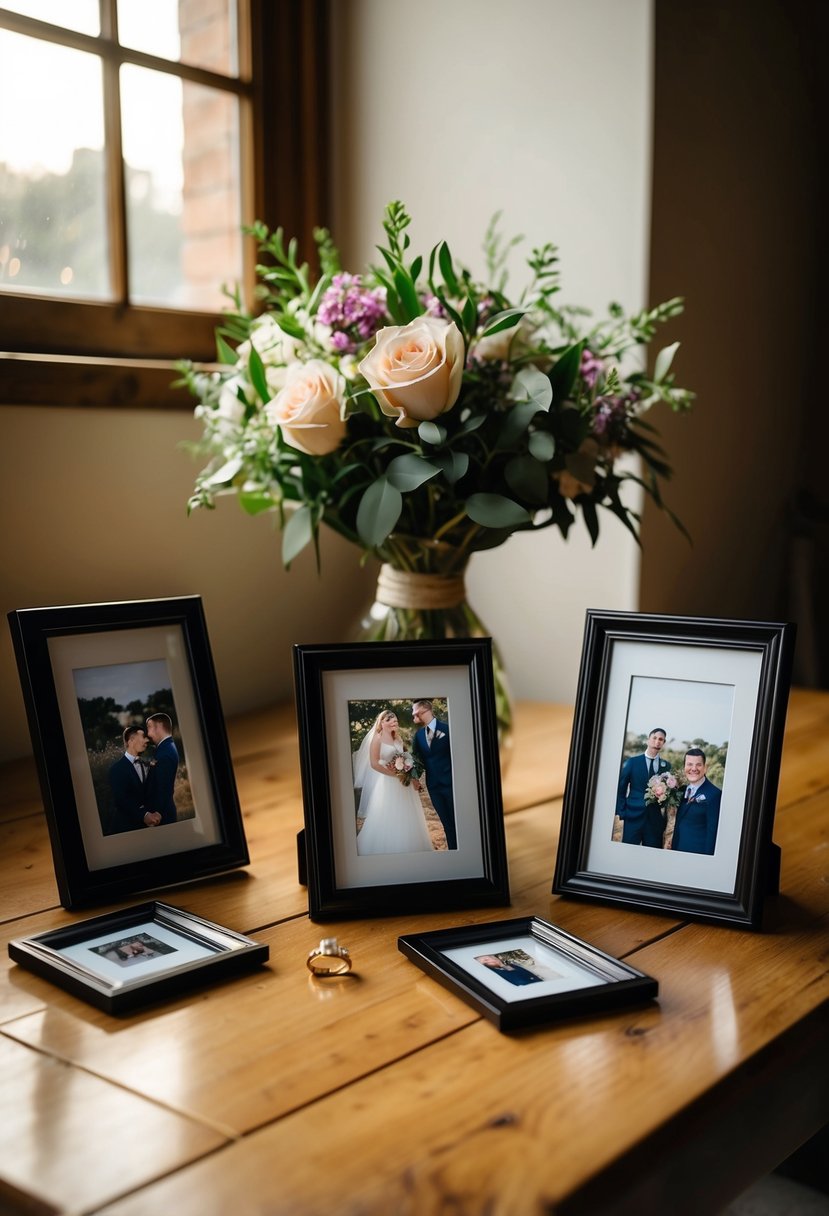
[90,932,176,968]
[350,698,456,855]
[613,676,732,856]
[74,659,193,836]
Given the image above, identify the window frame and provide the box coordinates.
[0,0,331,408]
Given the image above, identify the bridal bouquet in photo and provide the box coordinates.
[644,770,684,811]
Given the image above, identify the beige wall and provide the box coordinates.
[330,0,654,704]
[0,406,374,761]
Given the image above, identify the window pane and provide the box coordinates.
[121,64,241,310]
[0,30,109,299]
[117,0,238,75]
[0,1,99,36]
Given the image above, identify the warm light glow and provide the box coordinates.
[8,258,21,277]
[60,266,74,285]
[0,245,9,265]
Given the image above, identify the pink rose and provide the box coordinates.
[358,316,464,428]
[265,360,346,456]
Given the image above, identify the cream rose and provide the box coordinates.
[265,360,346,456]
[358,316,464,428]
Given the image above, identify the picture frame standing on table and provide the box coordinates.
[293,638,509,920]
[8,596,249,908]
[398,916,658,1032]
[553,611,795,929]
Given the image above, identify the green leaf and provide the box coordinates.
[528,430,556,462]
[460,412,487,434]
[438,241,460,296]
[581,498,600,546]
[393,265,422,322]
[481,308,525,338]
[497,402,542,449]
[238,490,275,516]
[409,254,423,282]
[431,450,470,484]
[203,456,243,488]
[466,493,531,529]
[418,420,447,446]
[653,341,680,384]
[510,365,553,412]
[248,345,270,404]
[548,340,584,403]
[462,294,477,336]
[282,505,314,565]
[505,455,548,504]
[386,453,441,492]
[216,334,238,365]
[356,477,403,548]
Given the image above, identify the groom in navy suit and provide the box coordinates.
[412,700,457,850]
[672,748,721,855]
[108,726,160,832]
[616,727,671,847]
[146,713,180,826]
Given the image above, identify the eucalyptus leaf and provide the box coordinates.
[510,365,553,411]
[248,345,270,404]
[356,477,403,548]
[653,341,680,384]
[431,450,469,485]
[386,453,441,492]
[282,505,314,565]
[528,430,556,462]
[460,412,487,434]
[505,455,548,504]
[496,402,542,449]
[466,493,531,529]
[418,420,447,446]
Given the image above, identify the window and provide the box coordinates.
[0,0,330,407]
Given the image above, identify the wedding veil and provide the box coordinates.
[353,714,383,817]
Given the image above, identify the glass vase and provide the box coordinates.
[355,548,514,770]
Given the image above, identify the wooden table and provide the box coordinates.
[1,693,827,1216]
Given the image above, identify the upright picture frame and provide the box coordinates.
[8,596,249,908]
[553,611,795,929]
[293,638,509,920]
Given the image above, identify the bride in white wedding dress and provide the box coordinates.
[353,711,434,855]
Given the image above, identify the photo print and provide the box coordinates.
[89,931,178,968]
[349,696,456,854]
[613,675,734,856]
[73,658,192,836]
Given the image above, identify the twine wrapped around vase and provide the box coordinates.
[375,564,466,611]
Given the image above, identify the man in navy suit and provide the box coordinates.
[411,700,457,850]
[108,726,160,833]
[146,712,179,826]
[616,727,672,847]
[672,748,721,855]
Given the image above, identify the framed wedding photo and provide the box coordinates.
[8,596,249,908]
[398,916,657,1032]
[9,902,268,1014]
[553,611,796,929]
[293,638,509,920]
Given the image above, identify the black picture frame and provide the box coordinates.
[8,596,250,908]
[8,901,268,1014]
[398,916,657,1032]
[552,611,795,929]
[293,638,509,921]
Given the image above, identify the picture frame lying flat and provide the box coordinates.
[7,596,250,908]
[293,638,509,921]
[398,916,657,1032]
[552,611,795,929]
[8,902,269,1014]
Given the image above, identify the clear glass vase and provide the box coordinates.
[354,547,514,770]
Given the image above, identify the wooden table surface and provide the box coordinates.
[1,692,827,1216]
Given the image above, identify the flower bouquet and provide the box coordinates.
[644,770,684,812]
[391,750,422,788]
[179,201,693,738]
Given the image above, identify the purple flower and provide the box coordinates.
[317,273,387,349]
[580,348,604,390]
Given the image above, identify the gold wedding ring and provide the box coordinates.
[306,937,352,976]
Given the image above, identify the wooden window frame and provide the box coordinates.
[0,0,330,409]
